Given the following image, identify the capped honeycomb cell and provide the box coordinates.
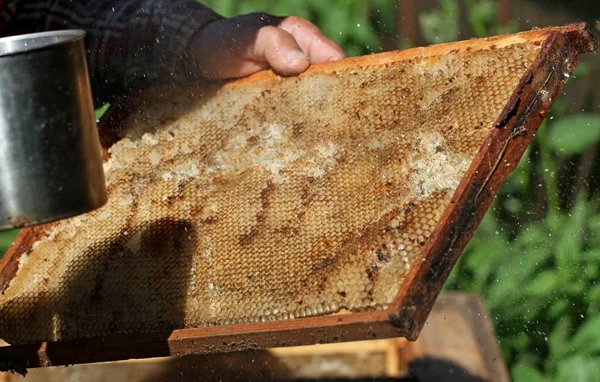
[0,23,596,369]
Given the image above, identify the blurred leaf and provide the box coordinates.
[585,283,600,307]
[548,299,569,321]
[587,216,600,248]
[494,20,519,35]
[570,315,600,355]
[573,61,592,78]
[502,197,522,214]
[555,355,600,382]
[525,270,560,298]
[95,103,111,120]
[549,99,568,116]
[555,194,587,283]
[0,229,19,259]
[466,0,496,38]
[518,224,552,247]
[547,317,572,369]
[547,113,600,156]
[512,362,548,382]
[372,0,396,32]
[487,245,552,308]
[419,0,459,43]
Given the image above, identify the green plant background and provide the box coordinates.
[2,1,599,380]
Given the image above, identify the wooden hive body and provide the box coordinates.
[0,23,596,370]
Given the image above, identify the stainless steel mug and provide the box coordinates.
[0,30,107,230]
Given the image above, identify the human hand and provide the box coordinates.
[189,13,346,80]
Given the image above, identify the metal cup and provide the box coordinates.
[0,30,107,230]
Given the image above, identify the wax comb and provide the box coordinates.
[0,23,596,370]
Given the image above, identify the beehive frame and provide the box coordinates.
[0,23,596,370]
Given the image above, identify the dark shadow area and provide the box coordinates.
[529,0,600,20]
[140,351,291,382]
[408,357,488,382]
[0,217,196,347]
[56,217,197,340]
[140,353,487,382]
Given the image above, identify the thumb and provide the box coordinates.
[250,26,310,76]
[187,13,312,80]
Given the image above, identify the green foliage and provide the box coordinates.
[0,230,19,260]
[465,0,496,37]
[95,103,111,120]
[419,0,518,44]
[448,191,600,380]
[417,1,600,380]
[548,113,600,157]
[419,0,460,43]
[446,87,600,381]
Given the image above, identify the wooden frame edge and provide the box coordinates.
[389,23,597,340]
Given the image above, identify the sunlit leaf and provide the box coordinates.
[547,299,569,321]
[512,362,548,382]
[556,355,600,382]
[94,103,111,120]
[525,270,560,298]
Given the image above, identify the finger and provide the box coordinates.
[279,16,346,63]
[193,17,311,79]
[190,16,271,80]
[196,43,271,80]
[251,25,310,76]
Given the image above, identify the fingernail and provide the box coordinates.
[285,50,309,65]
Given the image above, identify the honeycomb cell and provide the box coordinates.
[0,39,542,345]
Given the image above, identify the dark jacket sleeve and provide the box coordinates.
[3,0,223,105]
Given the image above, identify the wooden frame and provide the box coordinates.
[0,23,596,371]
[0,292,510,380]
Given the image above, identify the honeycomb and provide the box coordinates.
[0,39,540,344]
